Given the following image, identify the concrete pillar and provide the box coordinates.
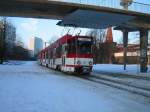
[122,30,128,70]
[140,29,148,73]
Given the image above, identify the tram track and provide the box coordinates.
[93,71,150,81]
[89,75,150,91]
[40,65,150,98]
[78,74,150,98]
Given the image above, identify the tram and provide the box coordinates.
[38,34,93,74]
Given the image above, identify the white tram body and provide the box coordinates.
[38,34,93,74]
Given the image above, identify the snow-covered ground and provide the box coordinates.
[93,64,150,76]
[3,60,26,65]
[0,61,150,112]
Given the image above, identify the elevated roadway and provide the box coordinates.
[0,0,150,29]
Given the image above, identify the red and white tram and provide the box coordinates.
[38,34,93,74]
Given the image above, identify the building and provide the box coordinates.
[115,44,150,64]
[93,27,116,64]
[28,37,43,57]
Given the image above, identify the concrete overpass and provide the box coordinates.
[0,0,149,19]
[0,0,150,72]
[0,0,150,29]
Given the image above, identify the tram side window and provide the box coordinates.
[44,52,47,59]
[49,50,52,59]
[68,42,76,54]
[62,44,67,54]
[46,52,48,59]
[43,53,45,59]
[50,51,53,59]
[48,50,50,59]
[56,45,62,58]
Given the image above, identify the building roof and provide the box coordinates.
[115,44,150,53]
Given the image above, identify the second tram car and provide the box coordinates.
[38,34,93,74]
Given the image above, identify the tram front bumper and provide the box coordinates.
[75,66,92,73]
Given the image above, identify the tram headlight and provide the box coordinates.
[89,61,92,66]
[77,60,81,65]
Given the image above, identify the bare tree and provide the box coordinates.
[16,34,24,47]
[86,29,107,63]
[118,36,123,44]
[130,32,140,44]
[0,18,6,64]
[0,17,17,62]
[87,28,118,64]
[86,29,106,46]
[48,35,59,45]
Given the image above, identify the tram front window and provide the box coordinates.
[78,41,92,54]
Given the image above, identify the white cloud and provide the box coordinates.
[21,18,39,33]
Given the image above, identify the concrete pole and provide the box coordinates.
[122,30,128,70]
[140,29,148,73]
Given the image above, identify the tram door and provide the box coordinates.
[62,44,67,67]
[62,56,65,66]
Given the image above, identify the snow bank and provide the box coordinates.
[93,64,150,75]
[0,61,150,112]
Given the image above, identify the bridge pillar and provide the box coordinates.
[122,30,129,70]
[139,29,148,73]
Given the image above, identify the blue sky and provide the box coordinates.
[10,18,64,46]
[6,0,150,48]
[10,18,89,48]
[135,0,150,4]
